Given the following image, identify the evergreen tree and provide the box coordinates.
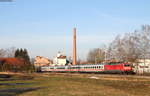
[23,49,30,64]
[20,48,24,58]
[14,49,19,58]
[14,48,32,72]
[14,48,30,62]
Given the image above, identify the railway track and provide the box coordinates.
[40,72,150,80]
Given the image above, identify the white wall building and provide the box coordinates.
[53,52,67,66]
[133,59,150,74]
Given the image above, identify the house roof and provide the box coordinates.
[0,58,25,66]
[57,55,66,59]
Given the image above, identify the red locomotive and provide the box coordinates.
[104,62,133,74]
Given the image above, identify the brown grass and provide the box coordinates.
[0,73,150,96]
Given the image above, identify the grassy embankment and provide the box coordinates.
[0,72,150,96]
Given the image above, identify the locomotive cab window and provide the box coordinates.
[124,64,130,67]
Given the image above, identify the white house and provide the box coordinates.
[53,52,67,66]
[133,59,150,74]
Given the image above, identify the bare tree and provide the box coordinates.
[138,25,150,58]
[108,32,141,63]
[6,47,16,57]
[77,57,81,65]
[0,47,16,58]
[0,49,6,57]
[108,25,150,65]
[87,48,105,64]
[136,25,150,73]
[120,32,141,62]
[107,35,124,61]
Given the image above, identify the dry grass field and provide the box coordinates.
[0,72,150,96]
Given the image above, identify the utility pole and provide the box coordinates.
[73,28,77,65]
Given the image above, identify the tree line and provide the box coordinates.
[87,25,150,64]
[0,48,34,72]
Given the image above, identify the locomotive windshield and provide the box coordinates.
[124,64,130,67]
[107,62,123,65]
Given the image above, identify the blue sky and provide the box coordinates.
[0,0,150,60]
